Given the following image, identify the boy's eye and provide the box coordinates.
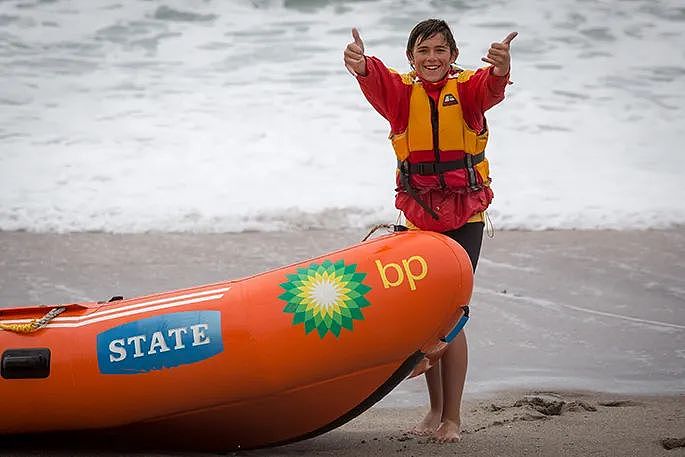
[416,47,449,56]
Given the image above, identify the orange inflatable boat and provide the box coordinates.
[0,229,473,451]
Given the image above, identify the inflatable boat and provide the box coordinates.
[0,229,473,451]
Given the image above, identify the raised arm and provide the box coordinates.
[344,28,412,133]
[458,32,518,131]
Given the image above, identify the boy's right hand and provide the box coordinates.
[344,28,367,76]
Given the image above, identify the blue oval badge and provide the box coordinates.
[96,311,223,374]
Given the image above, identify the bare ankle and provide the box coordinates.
[409,409,442,435]
[441,414,460,426]
[433,419,462,443]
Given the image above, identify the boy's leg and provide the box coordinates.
[433,330,468,442]
[410,361,443,434]
[430,222,480,442]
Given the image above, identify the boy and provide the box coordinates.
[344,19,516,442]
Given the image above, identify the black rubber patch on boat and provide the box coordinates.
[1,348,51,379]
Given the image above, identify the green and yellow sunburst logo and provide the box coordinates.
[279,259,371,338]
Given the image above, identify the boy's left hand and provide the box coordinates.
[482,32,517,76]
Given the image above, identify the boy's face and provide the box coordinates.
[408,33,458,82]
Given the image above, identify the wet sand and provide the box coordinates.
[255,390,685,457]
[1,228,684,456]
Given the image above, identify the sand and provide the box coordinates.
[254,390,685,457]
[1,227,684,456]
[1,391,682,456]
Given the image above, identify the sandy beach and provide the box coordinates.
[1,228,684,456]
[257,390,685,457]
[1,391,683,456]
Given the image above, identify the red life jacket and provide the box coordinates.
[390,70,493,231]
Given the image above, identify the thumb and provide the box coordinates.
[501,31,518,45]
[352,27,364,53]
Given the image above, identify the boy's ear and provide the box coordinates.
[406,50,414,66]
[451,49,459,64]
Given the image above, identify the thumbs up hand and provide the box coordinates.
[481,32,517,77]
[344,28,367,76]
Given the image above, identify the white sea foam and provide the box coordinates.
[1,0,684,233]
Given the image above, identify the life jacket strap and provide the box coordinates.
[407,151,485,175]
[398,160,440,220]
[464,152,482,190]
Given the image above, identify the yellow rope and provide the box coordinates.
[0,322,36,333]
[0,307,66,334]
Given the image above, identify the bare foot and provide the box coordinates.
[432,419,461,443]
[409,410,442,435]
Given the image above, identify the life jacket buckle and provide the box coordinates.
[414,162,436,175]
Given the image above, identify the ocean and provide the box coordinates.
[1,0,684,233]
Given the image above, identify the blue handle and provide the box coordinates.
[440,307,470,343]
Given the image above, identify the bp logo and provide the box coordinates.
[279,259,371,338]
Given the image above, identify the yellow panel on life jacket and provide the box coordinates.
[407,77,466,153]
[391,70,490,186]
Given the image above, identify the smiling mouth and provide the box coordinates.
[424,65,440,70]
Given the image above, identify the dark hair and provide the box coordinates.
[406,19,458,56]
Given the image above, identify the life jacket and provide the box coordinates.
[390,70,494,232]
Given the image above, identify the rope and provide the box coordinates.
[0,306,66,334]
[362,224,393,242]
[484,210,495,238]
[362,224,409,242]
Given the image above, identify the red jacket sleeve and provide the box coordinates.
[457,66,509,133]
[355,56,411,135]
